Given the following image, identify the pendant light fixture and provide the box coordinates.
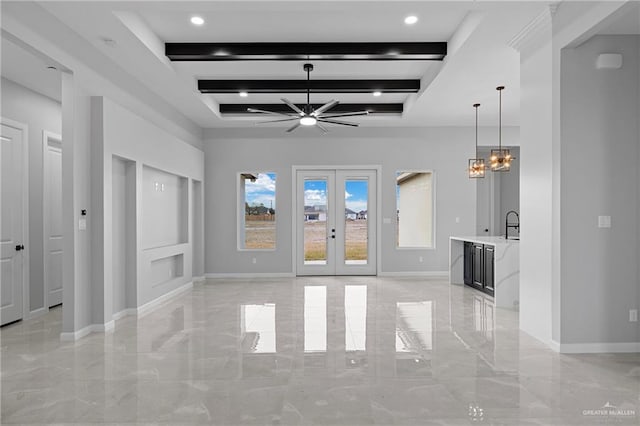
[468,103,486,178]
[490,86,514,172]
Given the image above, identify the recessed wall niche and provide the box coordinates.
[142,165,188,249]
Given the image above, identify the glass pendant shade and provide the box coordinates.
[491,86,515,173]
[490,148,513,172]
[468,158,486,178]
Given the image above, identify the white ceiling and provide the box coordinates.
[1,37,61,102]
[4,1,553,129]
[598,1,640,35]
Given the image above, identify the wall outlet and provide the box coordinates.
[383,218,391,225]
[455,217,460,223]
[252,257,257,264]
[630,309,638,322]
[418,256,424,263]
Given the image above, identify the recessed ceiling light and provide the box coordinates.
[404,15,418,25]
[190,16,205,26]
[373,91,382,97]
[239,91,248,97]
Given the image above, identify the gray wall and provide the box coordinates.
[560,35,639,345]
[475,146,520,237]
[204,126,519,275]
[1,77,61,312]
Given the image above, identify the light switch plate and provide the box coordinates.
[383,218,391,224]
[78,218,87,231]
[598,215,611,228]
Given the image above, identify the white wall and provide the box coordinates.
[141,166,188,250]
[0,78,61,313]
[204,126,519,275]
[112,156,136,315]
[61,71,93,334]
[560,35,639,346]
[518,19,557,346]
[93,97,204,322]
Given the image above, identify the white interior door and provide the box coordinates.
[1,122,25,325]
[296,169,376,276]
[44,133,63,307]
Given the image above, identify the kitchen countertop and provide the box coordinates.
[450,236,519,246]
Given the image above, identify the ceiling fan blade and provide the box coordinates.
[315,123,329,134]
[318,111,369,118]
[318,118,359,127]
[312,99,339,116]
[247,108,295,117]
[286,122,301,133]
[255,117,300,124]
[281,98,304,115]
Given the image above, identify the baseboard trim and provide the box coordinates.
[96,320,115,333]
[555,341,640,354]
[61,282,194,341]
[193,275,206,283]
[205,272,295,279]
[60,323,112,341]
[112,309,136,321]
[136,281,193,318]
[549,339,561,353]
[26,307,48,320]
[378,271,449,278]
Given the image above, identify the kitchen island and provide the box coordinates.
[449,236,519,310]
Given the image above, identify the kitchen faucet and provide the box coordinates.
[505,210,520,240]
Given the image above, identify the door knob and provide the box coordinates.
[15,244,24,251]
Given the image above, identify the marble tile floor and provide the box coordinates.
[1,276,638,425]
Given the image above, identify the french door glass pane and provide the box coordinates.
[344,179,368,265]
[304,179,327,264]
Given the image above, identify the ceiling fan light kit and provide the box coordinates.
[249,63,369,133]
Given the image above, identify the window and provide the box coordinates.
[239,172,276,249]
[396,171,434,248]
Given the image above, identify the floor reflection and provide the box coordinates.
[241,303,276,353]
[3,277,637,425]
[396,301,433,377]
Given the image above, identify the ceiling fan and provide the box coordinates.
[248,63,369,133]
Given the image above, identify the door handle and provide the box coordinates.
[15,244,24,251]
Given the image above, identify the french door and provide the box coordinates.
[296,169,376,275]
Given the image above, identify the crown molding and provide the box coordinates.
[508,4,559,53]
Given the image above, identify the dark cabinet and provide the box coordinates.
[462,241,495,297]
[463,242,473,286]
[472,243,484,290]
[483,245,495,296]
